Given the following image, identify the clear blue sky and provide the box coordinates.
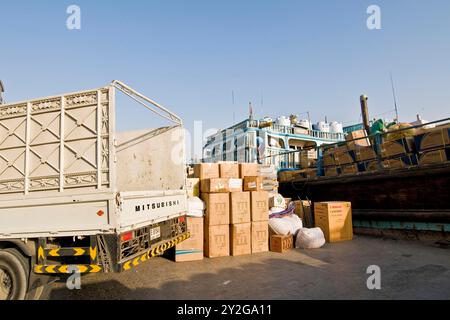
[1,0,450,152]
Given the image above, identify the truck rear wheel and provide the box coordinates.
[0,249,28,300]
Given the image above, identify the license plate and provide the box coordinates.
[150,226,161,240]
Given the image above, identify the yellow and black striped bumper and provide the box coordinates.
[34,264,102,274]
[120,232,190,272]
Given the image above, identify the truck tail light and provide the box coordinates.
[120,231,134,242]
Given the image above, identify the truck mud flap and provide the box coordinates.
[119,232,190,272]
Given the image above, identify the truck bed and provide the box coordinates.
[0,82,187,238]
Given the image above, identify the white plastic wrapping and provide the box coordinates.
[295,228,326,249]
[269,214,303,236]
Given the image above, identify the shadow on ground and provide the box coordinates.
[46,238,450,300]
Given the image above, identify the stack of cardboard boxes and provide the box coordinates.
[193,162,269,258]
[258,164,279,192]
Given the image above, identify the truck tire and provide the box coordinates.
[0,249,28,300]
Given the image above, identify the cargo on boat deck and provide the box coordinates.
[414,125,450,152]
[380,137,416,158]
[382,154,418,169]
[418,147,450,165]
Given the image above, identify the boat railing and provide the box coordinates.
[268,123,344,141]
[263,117,450,174]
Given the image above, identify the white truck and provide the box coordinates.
[0,81,190,300]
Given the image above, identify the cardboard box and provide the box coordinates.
[327,144,348,154]
[228,178,243,192]
[414,126,450,152]
[186,178,200,197]
[339,163,359,175]
[243,176,263,191]
[230,192,251,224]
[269,193,286,209]
[380,137,415,158]
[251,221,269,253]
[314,202,353,243]
[322,153,335,166]
[194,163,219,180]
[174,217,203,262]
[270,234,294,253]
[201,193,230,226]
[230,223,251,256]
[204,224,230,258]
[250,191,269,221]
[418,148,449,165]
[239,163,259,178]
[200,178,230,193]
[354,145,377,162]
[333,150,356,165]
[219,162,239,178]
[324,166,339,177]
[382,154,418,170]
[346,129,370,149]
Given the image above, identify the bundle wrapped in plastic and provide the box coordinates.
[187,197,205,217]
[269,213,303,236]
[295,228,326,249]
[385,122,416,141]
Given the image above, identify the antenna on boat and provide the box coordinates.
[390,72,400,122]
[232,90,235,124]
[307,111,311,130]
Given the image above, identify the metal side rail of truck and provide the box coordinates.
[0,80,190,300]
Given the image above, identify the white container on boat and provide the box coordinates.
[329,121,343,133]
[297,119,310,129]
[317,121,330,133]
[277,116,291,126]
